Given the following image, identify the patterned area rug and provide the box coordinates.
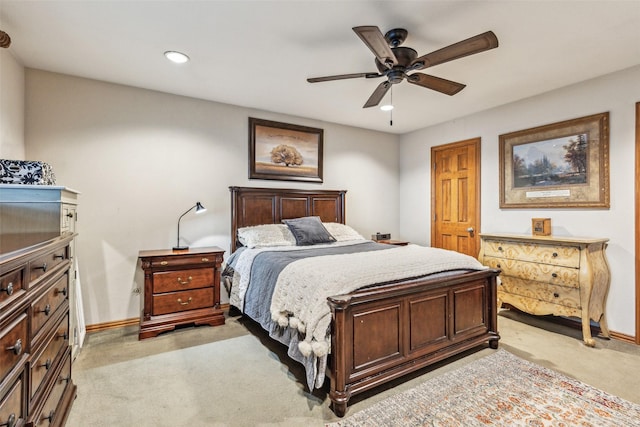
[327,350,640,427]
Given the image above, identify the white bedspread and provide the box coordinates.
[269,244,487,357]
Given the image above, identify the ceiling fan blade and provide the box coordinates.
[353,26,398,68]
[363,81,391,108]
[407,73,466,95]
[307,72,382,83]
[411,31,498,70]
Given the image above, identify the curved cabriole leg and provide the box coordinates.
[582,312,596,347]
[598,314,611,339]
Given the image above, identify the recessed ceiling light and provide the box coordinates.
[164,51,190,64]
[380,104,394,111]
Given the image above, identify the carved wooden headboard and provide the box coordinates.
[229,186,347,252]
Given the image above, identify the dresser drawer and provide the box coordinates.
[29,247,69,283]
[153,268,213,293]
[30,314,69,401]
[0,266,26,309]
[30,351,71,427]
[0,378,24,427]
[482,239,580,268]
[31,274,68,339]
[483,256,579,288]
[499,277,581,309]
[152,287,214,316]
[0,313,28,381]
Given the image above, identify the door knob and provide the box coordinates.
[466,227,474,233]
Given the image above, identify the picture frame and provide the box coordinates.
[248,117,323,183]
[499,112,609,209]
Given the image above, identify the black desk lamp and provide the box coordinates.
[173,202,206,251]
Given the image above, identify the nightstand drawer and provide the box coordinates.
[152,288,214,316]
[1,313,28,381]
[147,254,221,269]
[153,268,213,293]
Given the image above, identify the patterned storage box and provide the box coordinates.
[0,159,56,185]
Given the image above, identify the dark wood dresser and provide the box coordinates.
[138,247,225,339]
[1,185,78,427]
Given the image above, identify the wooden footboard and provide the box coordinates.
[327,268,500,417]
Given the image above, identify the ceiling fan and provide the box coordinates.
[307,26,498,108]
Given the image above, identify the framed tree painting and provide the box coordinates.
[248,117,323,183]
[499,112,610,208]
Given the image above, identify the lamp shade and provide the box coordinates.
[173,202,206,251]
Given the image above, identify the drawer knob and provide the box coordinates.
[201,257,209,262]
[1,413,16,427]
[552,273,558,278]
[6,339,22,356]
[56,287,68,297]
[497,246,503,252]
[39,304,52,316]
[496,263,501,269]
[34,262,48,272]
[41,358,52,370]
[53,253,65,260]
[553,292,560,298]
[41,410,55,423]
[66,212,74,218]
[1,281,14,296]
[160,261,169,266]
[177,276,193,286]
[58,331,69,340]
[177,297,193,306]
[59,374,71,384]
[552,252,558,258]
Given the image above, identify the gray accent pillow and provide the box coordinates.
[283,216,337,246]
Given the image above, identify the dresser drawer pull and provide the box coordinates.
[552,273,558,278]
[1,281,14,295]
[53,253,65,260]
[39,304,52,316]
[59,374,71,384]
[497,246,503,252]
[201,257,209,262]
[56,287,68,297]
[33,262,48,272]
[177,297,193,306]
[553,292,560,298]
[58,331,69,340]
[160,261,169,266]
[0,413,16,427]
[66,212,74,218]
[41,358,52,370]
[177,276,193,285]
[552,252,558,258]
[496,263,501,269]
[6,339,22,356]
[41,410,55,423]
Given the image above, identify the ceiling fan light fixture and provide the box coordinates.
[380,104,394,111]
[164,50,190,64]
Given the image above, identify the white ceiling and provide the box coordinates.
[1,1,639,134]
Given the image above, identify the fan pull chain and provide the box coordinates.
[389,86,393,126]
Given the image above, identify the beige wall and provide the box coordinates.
[24,69,400,326]
[399,65,640,337]
[0,49,25,159]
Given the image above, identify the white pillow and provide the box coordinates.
[322,222,366,242]
[237,224,296,248]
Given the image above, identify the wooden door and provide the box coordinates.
[431,138,481,258]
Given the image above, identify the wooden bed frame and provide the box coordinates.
[229,186,500,417]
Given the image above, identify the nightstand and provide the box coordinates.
[377,239,409,246]
[138,246,225,339]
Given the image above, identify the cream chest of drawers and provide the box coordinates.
[478,233,610,347]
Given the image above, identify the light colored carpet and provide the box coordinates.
[66,311,640,427]
[327,349,640,426]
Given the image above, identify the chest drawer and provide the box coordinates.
[483,256,580,288]
[30,351,71,427]
[152,287,214,316]
[1,313,28,381]
[31,274,68,340]
[0,378,24,427]
[30,314,69,401]
[29,247,69,283]
[482,239,580,268]
[499,276,581,309]
[0,266,26,309]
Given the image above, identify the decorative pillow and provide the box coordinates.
[237,224,296,248]
[0,159,56,185]
[283,216,337,246]
[322,222,366,242]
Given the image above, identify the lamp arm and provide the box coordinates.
[175,206,196,248]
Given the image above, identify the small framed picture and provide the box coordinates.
[532,218,551,236]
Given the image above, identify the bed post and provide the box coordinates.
[328,294,352,417]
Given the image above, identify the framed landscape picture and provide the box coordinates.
[499,112,609,208]
[249,117,323,183]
